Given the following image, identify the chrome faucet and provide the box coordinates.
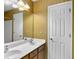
[23,37,34,45]
[23,37,27,40]
[30,38,34,45]
[4,45,9,53]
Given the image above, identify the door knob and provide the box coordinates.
[50,38,54,41]
[50,38,53,40]
[69,34,71,38]
[50,38,54,42]
[50,37,55,42]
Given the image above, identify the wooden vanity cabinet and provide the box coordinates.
[21,44,45,59]
[21,55,29,59]
[38,45,45,59]
[30,49,37,59]
[30,55,37,59]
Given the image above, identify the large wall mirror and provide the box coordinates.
[4,0,34,43]
[4,10,34,43]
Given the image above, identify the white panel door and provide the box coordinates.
[48,1,72,59]
[13,12,23,41]
[4,20,12,43]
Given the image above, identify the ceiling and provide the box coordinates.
[4,0,18,11]
[4,5,13,11]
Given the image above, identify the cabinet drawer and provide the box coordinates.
[30,49,37,58]
[38,45,44,52]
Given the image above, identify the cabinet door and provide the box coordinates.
[38,45,45,59]
[31,56,37,59]
[30,49,37,59]
[38,50,45,59]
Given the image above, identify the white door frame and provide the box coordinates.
[48,1,72,59]
[13,12,23,41]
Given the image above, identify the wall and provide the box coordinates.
[33,0,71,40]
[23,11,34,38]
[33,0,71,59]
[4,11,13,20]
[23,0,34,38]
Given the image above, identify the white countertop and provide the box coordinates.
[4,39,46,59]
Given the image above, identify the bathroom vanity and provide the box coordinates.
[4,39,46,59]
[22,44,45,59]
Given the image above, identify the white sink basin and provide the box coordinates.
[5,50,21,58]
[4,39,46,59]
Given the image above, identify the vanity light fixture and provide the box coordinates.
[32,0,38,2]
[24,4,30,9]
[12,4,18,8]
[12,0,30,11]
[19,7,24,11]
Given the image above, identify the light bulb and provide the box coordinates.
[17,0,24,6]
[19,7,24,11]
[12,4,18,8]
[24,4,30,9]
[32,0,38,2]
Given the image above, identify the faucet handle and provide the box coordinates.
[5,45,9,50]
[4,45,9,53]
[5,45,8,47]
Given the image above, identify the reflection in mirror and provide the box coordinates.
[4,20,12,43]
[4,0,33,44]
[13,12,23,41]
[4,11,34,43]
